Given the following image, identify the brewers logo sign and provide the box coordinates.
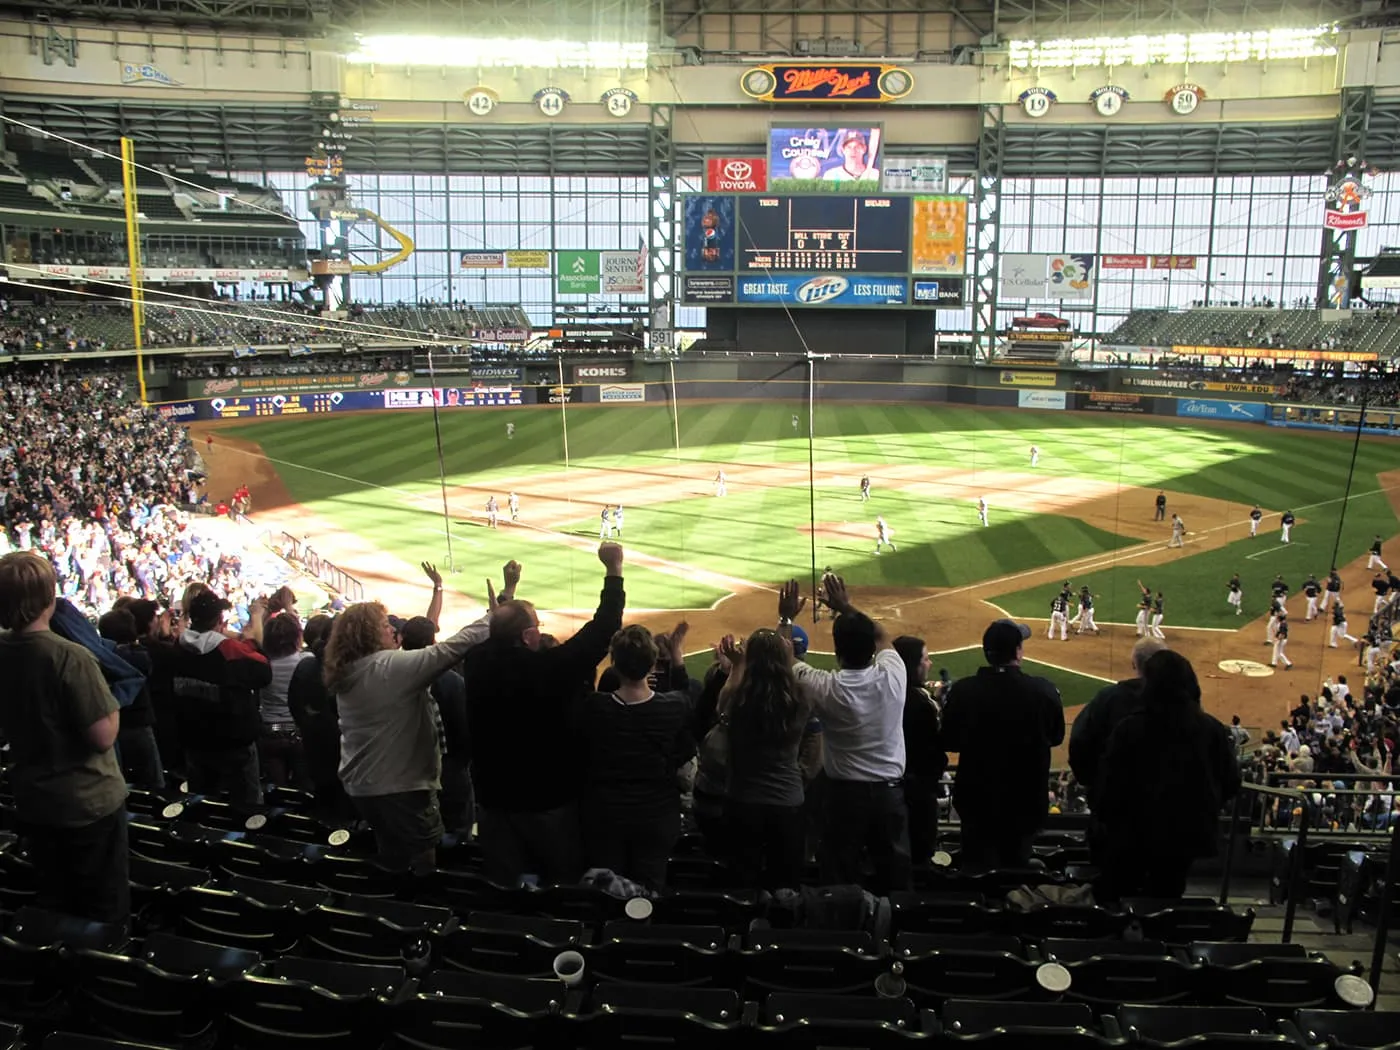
[740,63,914,103]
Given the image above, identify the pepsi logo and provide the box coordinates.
[723,160,752,181]
[796,276,849,304]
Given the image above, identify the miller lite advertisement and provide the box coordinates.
[705,157,768,193]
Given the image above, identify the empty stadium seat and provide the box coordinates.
[1116,1004,1289,1047]
[889,891,1001,936]
[587,922,730,986]
[222,957,408,1050]
[894,932,1040,1003]
[383,969,570,1050]
[741,928,886,993]
[1040,938,1197,1008]
[579,980,744,1048]
[759,991,924,1048]
[1292,1009,1400,1049]
[942,999,1106,1048]
[167,885,306,954]
[301,897,455,968]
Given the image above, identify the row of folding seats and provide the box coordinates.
[4,935,1393,1050]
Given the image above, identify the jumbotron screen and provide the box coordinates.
[736,195,911,273]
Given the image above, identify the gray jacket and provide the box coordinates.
[336,615,489,797]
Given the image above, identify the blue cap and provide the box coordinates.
[790,624,810,658]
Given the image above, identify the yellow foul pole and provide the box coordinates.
[120,137,148,404]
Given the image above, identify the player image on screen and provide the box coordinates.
[821,129,880,183]
[769,126,883,193]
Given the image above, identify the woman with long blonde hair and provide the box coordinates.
[323,561,516,876]
[719,627,813,890]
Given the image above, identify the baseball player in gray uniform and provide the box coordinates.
[875,516,896,554]
[1168,514,1185,548]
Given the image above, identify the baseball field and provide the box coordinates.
[204,399,1400,727]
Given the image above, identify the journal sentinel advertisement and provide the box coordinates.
[736,274,908,306]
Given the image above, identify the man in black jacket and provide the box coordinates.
[155,589,271,809]
[1068,637,1168,814]
[941,619,1064,872]
[1097,650,1240,899]
[464,542,625,886]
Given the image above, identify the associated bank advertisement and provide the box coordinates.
[1176,398,1268,422]
[737,274,907,306]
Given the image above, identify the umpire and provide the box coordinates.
[942,619,1065,872]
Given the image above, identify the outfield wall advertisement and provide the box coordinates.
[171,387,525,419]
[1018,390,1066,410]
[1176,398,1269,422]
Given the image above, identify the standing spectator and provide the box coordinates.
[787,575,911,894]
[166,589,271,809]
[465,544,624,887]
[894,634,945,867]
[288,615,348,820]
[324,567,501,876]
[942,619,1065,872]
[575,625,693,887]
[1229,715,1251,757]
[399,614,474,839]
[97,603,165,790]
[259,612,311,789]
[1097,650,1241,898]
[717,626,812,891]
[0,551,128,924]
[1069,637,1167,864]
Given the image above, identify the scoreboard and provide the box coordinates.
[681,191,966,308]
[737,195,910,273]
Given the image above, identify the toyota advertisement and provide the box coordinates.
[736,274,907,307]
[705,157,768,193]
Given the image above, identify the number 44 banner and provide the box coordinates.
[556,250,644,295]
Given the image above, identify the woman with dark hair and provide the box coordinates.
[1098,649,1241,899]
[288,614,348,819]
[894,635,945,866]
[720,628,813,890]
[259,612,310,788]
[574,624,693,887]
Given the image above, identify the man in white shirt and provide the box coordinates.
[780,573,910,893]
[1279,722,1300,756]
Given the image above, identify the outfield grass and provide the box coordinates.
[227,402,1400,613]
[682,645,1107,709]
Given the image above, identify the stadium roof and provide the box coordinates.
[0,0,1388,37]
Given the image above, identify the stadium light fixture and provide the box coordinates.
[1008,26,1337,68]
[346,35,649,70]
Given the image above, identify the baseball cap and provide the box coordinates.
[789,624,810,659]
[187,590,232,629]
[983,618,1031,664]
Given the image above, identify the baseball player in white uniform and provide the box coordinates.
[860,475,871,502]
[977,497,989,528]
[1227,573,1243,615]
[506,422,515,440]
[1134,584,1152,637]
[1330,600,1358,648]
[874,516,896,554]
[1303,575,1321,621]
[1249,505,1262,537]
[486,496,499,529]
[1266,595,1283,645]
[1168,514,1185,548]
[1369,536,1390,572]
[508,491,520,522]
[1280,510,1295,544]
[599,505,613,539]
[1323,568,1342,612]
[1030,445,1040,467]
[1048,588,1070,641]
[1073,587,1099,635]
[1150,591,1166,640]
[792,414,800,431]
[1272,612,1293,670]
[611,505,624,537]
[714,470,727,497]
